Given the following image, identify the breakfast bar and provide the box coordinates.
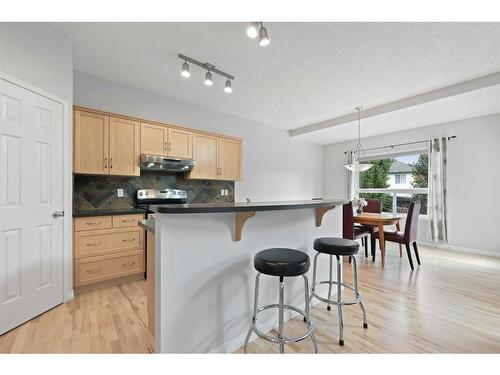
[147,199,346,353]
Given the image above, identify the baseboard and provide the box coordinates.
[418,241,499,258]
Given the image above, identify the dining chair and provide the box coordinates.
[355,199,382,258]
[373,201,421,270]
[343,202,370,257]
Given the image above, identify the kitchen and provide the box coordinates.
[1,7,500,373]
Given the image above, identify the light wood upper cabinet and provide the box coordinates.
[141,123,192,159]
[188,133,219,180]
[218,138,241,181]
[168,128,192,159]
[74,107,242,181]
[188,134,242,181]
[74,110,109,174]
[109,117,140,176]
[74,110,139,176]
[141,122,167,156]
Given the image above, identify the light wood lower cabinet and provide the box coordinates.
[75,250,144,286]
[73,214,145,287]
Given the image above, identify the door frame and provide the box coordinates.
[0,70,74,302]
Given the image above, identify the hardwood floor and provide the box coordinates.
[0,279,153,353]
[1,245,499,353]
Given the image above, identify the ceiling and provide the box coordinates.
[49,22,500,141]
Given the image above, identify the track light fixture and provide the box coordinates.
[178,54,234,93]
[181,60,190,78]
[246,22,259,38]
[204,71,213,86]
[246,22,270,46]
[224,79,232,93]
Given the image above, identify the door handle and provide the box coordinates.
[52,210,64,219]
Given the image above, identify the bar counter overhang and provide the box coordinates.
[150,199,347,353]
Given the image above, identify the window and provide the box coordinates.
[395,173,406,184]
[358,152,428,215]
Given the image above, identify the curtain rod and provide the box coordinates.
[343,135,456,155]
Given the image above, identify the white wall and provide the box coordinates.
[74,72,324,202]
[323,113,500,255]
[0,23,73,102]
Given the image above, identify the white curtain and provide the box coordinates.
[346,150,359,199]
[428,137,448,243]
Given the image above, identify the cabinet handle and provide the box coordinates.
[122,219,135,223]
[110,158,113,169]
[164,142,168,152]
[122,238,136,242]
[104,157,108,169]
[86,242,101,247]
[86,268,101,274]
[122,261,136,268]
[169,142,172,151]
[86,221,102,226]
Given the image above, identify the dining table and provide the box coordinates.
[354,212,403,267]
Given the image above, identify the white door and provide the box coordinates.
[0,77,64,335]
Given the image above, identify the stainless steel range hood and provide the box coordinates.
[140,154,195,172]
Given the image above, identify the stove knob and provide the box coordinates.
[139,192,143,196]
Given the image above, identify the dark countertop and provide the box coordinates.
[138,219,155,233]
[73,208,146,218]
[150,199,347,214]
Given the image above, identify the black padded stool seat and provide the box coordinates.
[313,237,359,256]
[254,248,310,277]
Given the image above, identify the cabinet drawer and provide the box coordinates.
[74,216,112,231]
[75,250,144,286]
[74,227,143,259]
[112,214,143,228]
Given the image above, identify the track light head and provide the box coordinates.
[224,79,232,93]
[258,25,270,46]
[246,22,259,39]
[181,61,190,78]
[204,71,213,86]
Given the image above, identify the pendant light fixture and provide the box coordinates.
[344,106,373,172]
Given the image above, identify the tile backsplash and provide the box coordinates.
[73,171,234,211]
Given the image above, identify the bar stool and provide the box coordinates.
[310,237,368,346]
[244,248,318,354]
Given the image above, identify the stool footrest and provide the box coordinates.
[312,280,362,306]
[250,304,314,344]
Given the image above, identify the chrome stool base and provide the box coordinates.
[310,253,368,346]
[244,273,318,354]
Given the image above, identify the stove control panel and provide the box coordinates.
[136,189,188,201]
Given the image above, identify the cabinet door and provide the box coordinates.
[218,138,241,181]
[167,127,192,159]
[188,133,219,179]
[109,116,140,176]
[74,110,109,174]
[141,122,167,156]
